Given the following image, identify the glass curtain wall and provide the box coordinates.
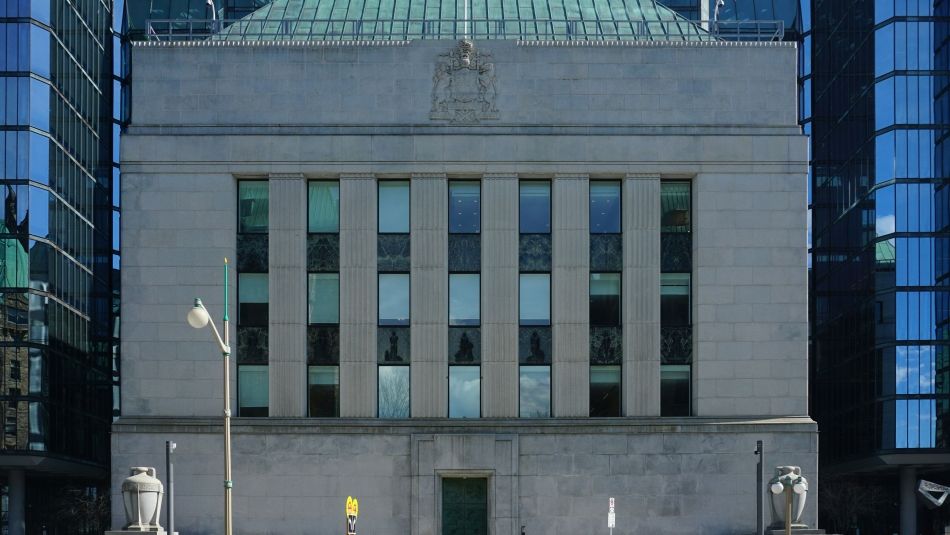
[307,180,340,417]
[518,181,551,417]
[377,181,410,418]
[236,181,268,416]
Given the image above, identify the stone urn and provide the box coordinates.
[121,467,164,531]
[768,466,809,529]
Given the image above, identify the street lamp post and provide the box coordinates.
[186,259,233,535]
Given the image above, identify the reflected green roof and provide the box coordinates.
[214,0,713,41]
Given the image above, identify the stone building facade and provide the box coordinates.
[115,30,811,534]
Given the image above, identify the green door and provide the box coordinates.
[441,477,488,535]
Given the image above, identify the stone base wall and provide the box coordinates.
[112,418,817,534]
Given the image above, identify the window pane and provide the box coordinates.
[661,182,691,232]
[238,181,268,233]
[379,274,409,325]
[449,366,480,418]
[449,274,480,326]
[590,182,621,233]
[520,181,551,233]
[590,273,621,326]
[379,181,409,233]
[590,365,621,417]
[661,365,691,416]
[661,273,690,326]
[449,181,480,233]
[519,366,550,417]
[238,365,268,417]
[308,181,340,233]
[308,366,339,417]
[519,274,550,325]
[308,273,339,324]
[239,273,268,326]
[378,365,410,418]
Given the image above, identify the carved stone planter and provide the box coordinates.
[768,466,809,529]
[121,467,165,532]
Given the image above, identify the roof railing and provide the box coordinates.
[143,18,784,42]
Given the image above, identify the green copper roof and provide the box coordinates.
[214,0,713,41]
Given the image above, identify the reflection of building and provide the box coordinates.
[115,1,813,532]
[0,0,120,533]
[806,0,950,533]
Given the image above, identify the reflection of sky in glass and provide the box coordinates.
[449,274,480,326]
[308,273,340,324]
[519,366,550,417]
[449,366,480,418]
[378,366,409,418]
[896,291,936,340]
[896,238,935,286]
[895,399,936,449]
[519,182,550,233]
[449,181,480,233]
[590,182,621,233]
[895,346,936,395]
[379,274,409,325]
[519,274,550,325]
[378,182,409,233]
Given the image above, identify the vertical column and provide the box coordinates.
[623,173,661,416]
[900,466,918,535]
[340,174,378,417]
[481,174,519,417]
[268,173,307,417]
[411,174,448,417]
[8,469,24,535]
[552,174,590,417]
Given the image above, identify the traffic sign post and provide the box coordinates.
[608,497,615,534]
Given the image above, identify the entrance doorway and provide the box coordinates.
[441,477,488,535]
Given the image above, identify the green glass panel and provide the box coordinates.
[239,181,268,233]
[308,181,340,233]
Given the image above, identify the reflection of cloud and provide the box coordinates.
[877,214,895,236]
[519,371,550,418]
[895,346,936,395]
[450,372,480,418]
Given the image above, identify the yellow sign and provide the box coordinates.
[346,496,359,535]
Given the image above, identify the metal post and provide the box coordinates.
[223,258,233,535]
[166,441,176,534]
[755,440,764,535]
[784,488,792,535]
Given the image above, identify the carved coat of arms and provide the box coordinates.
[430,40,498,124]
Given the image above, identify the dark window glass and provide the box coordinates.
[238,181,268,234]
[519,181,551,233]
[308,366,339,417]
[590,273,621,326]
[379,274,409,325]
[378,365,410,418]
[661,365,690,416]
[519,274,550,325]
[590,182,621,233]
[661,273,690,326]
[238,365,268,417]
[449,274,479,326]
[238,273,268,326]
[308,181,340,233]
[449,181,480,233]
[448,366,480,418]
[379,181,410,233]
[661,182,691,233]
[590,365,621,417]
[308,273,339,324]
[519,365,550,417]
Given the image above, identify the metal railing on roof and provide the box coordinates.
[144,18,784,42]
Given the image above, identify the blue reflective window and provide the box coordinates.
[519,274,550,326]
[448,366,480,418]
[449,181,480,233]
[875,24,894,77]
[31,0,50,24]
[519,365,550,418]
[28,186,48,238]
[590,182,621,233]
[378,273,409,326]
[876,79,894,130]
[29,26,50,79]
[519,181,550,233]
[876,0,894,23]
[29,79,49,132]
[875,132,895,183]
[449,273,479,326]
[17,78,27,125]
[378,181,409,233]
[112,211,120,251]
[28,133,48,184]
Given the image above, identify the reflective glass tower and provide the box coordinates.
[0,0,119,533]
[809,0,950,532]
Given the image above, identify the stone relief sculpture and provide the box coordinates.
[431,39,499,124]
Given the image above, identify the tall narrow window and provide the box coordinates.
[308,180,340,417]
[378,181,410,417]
[519,181,552,417]
[589,181,622,417]
[449,181,481,418]
[237,181,268,417]
[661,181,692,416]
